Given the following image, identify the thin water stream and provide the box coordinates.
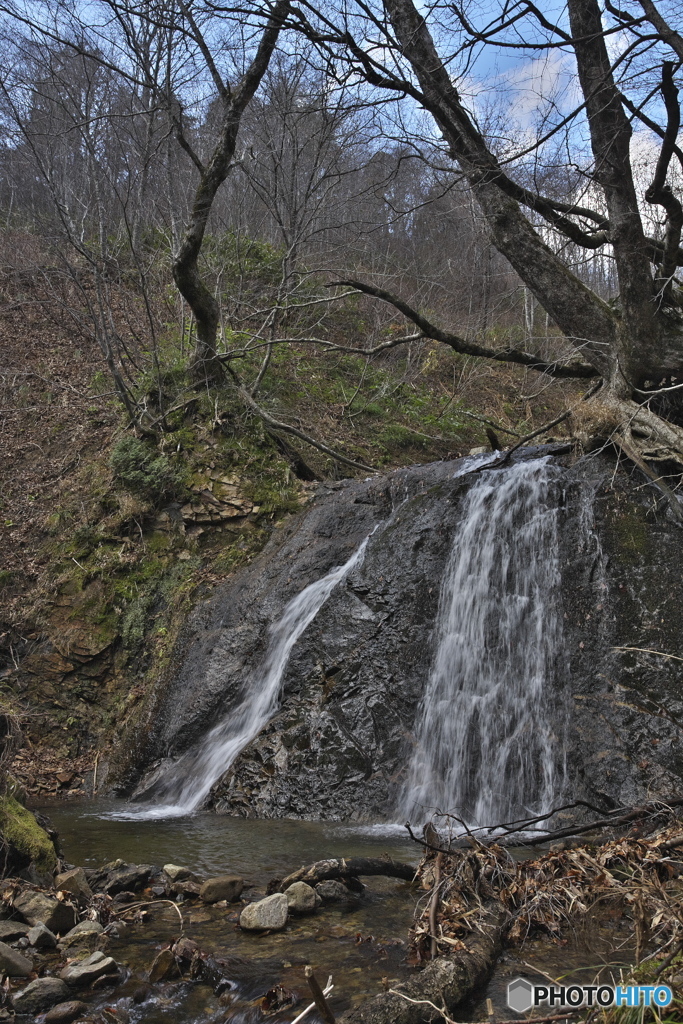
[134,538,372,818]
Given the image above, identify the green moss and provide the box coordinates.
[0,795,57,876]
[609,504,651,561]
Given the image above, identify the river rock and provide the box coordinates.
[239,893,288,931]
[59,920,104,949]
[13,891,77,934]
[0,939,32,976]
[12,977,70,1014]
[44,1001,89,1024]
[59,950,119,987]
[285,882,320,914]
[149,947,180,982]
[28,921,58,948]
[55,867,93,903]
[163,864,194,882]
[315,880,352,903]
[103,864,152,895]
[172,879,202,898]
[0,920,29,940]
[199,875,243,903]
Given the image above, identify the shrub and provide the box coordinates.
[110,437,186,505]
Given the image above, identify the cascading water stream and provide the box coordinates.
[401,458,567,827]
[124,536,372,820]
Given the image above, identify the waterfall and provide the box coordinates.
[401,458,567,827]
[128,536,371,819]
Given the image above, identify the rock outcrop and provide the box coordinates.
[120,448,683,820]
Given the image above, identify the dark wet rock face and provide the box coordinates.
[562,459,683,809]
[120,450,683,821]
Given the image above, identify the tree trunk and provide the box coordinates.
[171,1,291,385]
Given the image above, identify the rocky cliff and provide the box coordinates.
[118,447,683,822]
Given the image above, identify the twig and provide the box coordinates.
[460,410,521,436]
[236,383,374,473]
[613,646,683,663]
[497,411,571,464]
[114,899,184,930]
[429,852,443,958]
[388,990,576,1024]
[405,822,451,853]
[386,989,457,1023]
[514,797,683,848]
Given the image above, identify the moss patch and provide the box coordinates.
[0,795,57,876]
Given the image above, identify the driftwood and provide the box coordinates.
[338,901,507,1024]
[279,857,417,890]
[306,965,336,1024]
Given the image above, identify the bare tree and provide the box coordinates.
[292,0,683,464]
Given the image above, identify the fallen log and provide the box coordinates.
[338,901,507,1024]
[279,857,417,890]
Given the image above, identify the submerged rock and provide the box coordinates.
[315,880,353,904]
[199,875,244,903]
[0,939,32,976]
[149,947,180,982]
[285,881,320,914]
[239,893,288,931]
[44,1002,89,1024]
[12,977,70,1014]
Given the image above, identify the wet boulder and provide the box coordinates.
[315,880,354,903]
[86,860,153,895]
[199,875,244,904]
[55,867,93,903]
[105,865,153,895]
[44,1002,89,1024]
[58,920,104,950]
[60,950,119,987]
[12,977,70,1014]
[0,939,32,976]
[13,891,77,934]
[285,882,320,914]
[149,947,180,982]
[239,893,288,931]
[163,864,195,882]
[28,922,58,948]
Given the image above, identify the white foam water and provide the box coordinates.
[401,458,567,828]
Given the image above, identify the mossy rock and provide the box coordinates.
[0,796,57,880]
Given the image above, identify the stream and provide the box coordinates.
[36,800,636,1024]
[36,799,421,1023]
